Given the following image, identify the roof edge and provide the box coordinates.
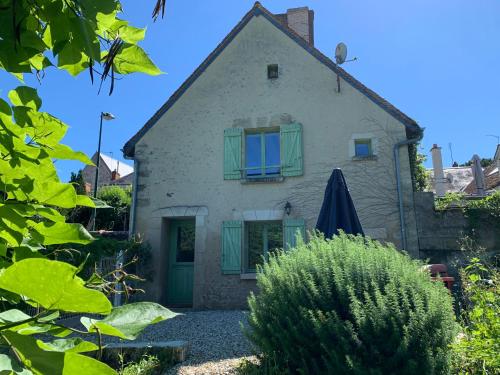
[124,2,421,157]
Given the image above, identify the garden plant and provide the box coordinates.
[246,233,459,375]
[0,0,172,373]
[452,257,499,374]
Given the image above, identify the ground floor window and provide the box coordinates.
[245,221,283,272]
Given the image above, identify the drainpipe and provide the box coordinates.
[393,128,424,250]
[124,156,139,239]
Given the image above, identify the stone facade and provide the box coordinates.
[127,8,420,309]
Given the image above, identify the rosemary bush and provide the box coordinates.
[246,234,459,375]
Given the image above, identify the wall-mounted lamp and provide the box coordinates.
[284,201,292,216]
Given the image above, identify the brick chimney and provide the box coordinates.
[276,7,314,45]
[431,144,446,197]
[111,170,120,181]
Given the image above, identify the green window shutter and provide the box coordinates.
[224,128,242,180]
[280,123,303,177]
[221,220,242,274]
[283,218,306,250]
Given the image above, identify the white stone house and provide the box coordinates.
[123,3,423,308]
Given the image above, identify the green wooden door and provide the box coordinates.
[167,219,195,306]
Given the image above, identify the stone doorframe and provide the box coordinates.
[150,206,208,307]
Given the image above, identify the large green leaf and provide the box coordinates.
[0,354,32,374]
[31,222,93,245]
[33,206,66,222]
[3,332,116,375]
[36,338,98,353]
[75,195,96,208]
[81,302,177,339]
[57,41,89,76]
[0,309,31,326]
[0,309,67,336]
[0,259,112,314]
[114,24,146,44]
[47,144,94,165]
[113,44,162,75]
[0,205,29,246]
[31,182,76,209]
[8,87,41,110]
[24,111,69,147]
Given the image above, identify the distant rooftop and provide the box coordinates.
[94,153,134,177]
[427,166,474,193]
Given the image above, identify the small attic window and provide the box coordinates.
[267,64,279,79]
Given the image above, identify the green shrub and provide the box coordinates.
[65,183,132,231]
[246,234,459,375]
[435,192,467,210]
[96,185,132,231]
[452,258,499,374]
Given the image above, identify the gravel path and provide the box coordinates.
[60,310,256,374]
[137,310,256,375]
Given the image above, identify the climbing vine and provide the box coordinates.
[408,143,428,192]
[435,192,500,234]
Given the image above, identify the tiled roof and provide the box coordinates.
[428,167,474,193]
[464,163,500,194]
[123,2,421,157]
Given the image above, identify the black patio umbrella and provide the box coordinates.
[315,168,364,238]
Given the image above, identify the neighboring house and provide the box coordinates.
[123,3,422,308]
[428,144,500,195]
[82,152,134,194]
[463,144,500,194]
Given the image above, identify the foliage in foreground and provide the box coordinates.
[246,234,459,375]
[0,0,171,373]
[54,236,152,280]
[452,258,499,374]
[119,355,161,375]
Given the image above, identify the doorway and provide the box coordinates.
[167,219,195,306]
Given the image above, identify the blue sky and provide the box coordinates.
[1,0,499,181]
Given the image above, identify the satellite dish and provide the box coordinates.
[335,42,347,64]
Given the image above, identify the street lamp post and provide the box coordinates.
[92,112,115,230]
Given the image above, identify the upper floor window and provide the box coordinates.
[354,139,373,157]
[267,64,279,79]
[223,123,303,181]
[245,131,280,178]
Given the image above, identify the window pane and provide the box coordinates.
[176,223,195,262]
[266,222,283,255]
[246,134,262,176]
[355,140,371,157]
[247,222,265,270]
[246,221,283,271]
[265,133,280,175]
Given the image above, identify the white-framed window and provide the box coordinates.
[354,139,373,157]
[349,133,378,159]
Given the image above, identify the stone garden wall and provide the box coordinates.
[414,192,499,275]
